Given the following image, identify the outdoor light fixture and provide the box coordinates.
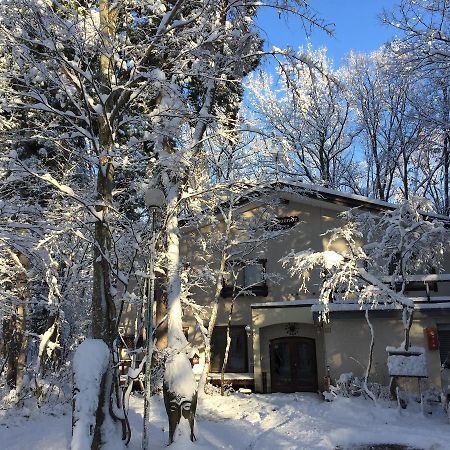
[144,187,166,209]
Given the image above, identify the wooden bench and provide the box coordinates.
[195,372,255,390]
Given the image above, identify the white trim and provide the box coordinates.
[251,299,320,308]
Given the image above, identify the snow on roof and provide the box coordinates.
[181,180,450,231]
[274,180,450,222]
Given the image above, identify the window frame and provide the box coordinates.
[221,258,268,298]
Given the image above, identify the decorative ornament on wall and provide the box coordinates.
[285,323,299,336]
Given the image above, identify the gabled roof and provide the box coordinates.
[271,181,450,222]
[181,180,450,230]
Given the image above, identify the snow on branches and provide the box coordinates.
[281,198,450,322]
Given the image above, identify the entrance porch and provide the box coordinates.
[251,300,326,393]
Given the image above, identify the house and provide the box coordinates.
[180,182,450,394]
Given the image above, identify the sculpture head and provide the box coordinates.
[168,395,194,420]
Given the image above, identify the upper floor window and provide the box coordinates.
[221,259,268,297]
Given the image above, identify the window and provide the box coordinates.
[210,326,248,373]
[221,259,268,297]
[266,216,299,231]
[403,281,438,293]
[438,324,450,365]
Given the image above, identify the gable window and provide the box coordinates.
[266,216,299,231]
[221,259,268,297]
[210,326,248,373]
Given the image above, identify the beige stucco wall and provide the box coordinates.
[180,195,450,394]
[184,194,450,328]
[324,310,450,391]
[182,195,351,328]
[248,307,450,394]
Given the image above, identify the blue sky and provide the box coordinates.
[256,1,398,67]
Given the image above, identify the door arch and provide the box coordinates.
[270,337,318,393]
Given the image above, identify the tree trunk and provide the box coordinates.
[403,307,414,351]
[198,206,232,395]
[221,292,236,396]
[15,299,27,392]
[88,1,124,447]
[155,275,168,351]
[198,258,226,395]
[162,180,197,444]
[220,325,232,397]
[363,308,376,403]
[5,252,29,392]
[443,85,449,215]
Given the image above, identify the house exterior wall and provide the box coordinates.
[120,190,450,394]
[181,194,450,393]
[323,310,450,391]
[184,194,450,326]
[247,306,450,393]
[183,196,350,327]
[183,196,349,378]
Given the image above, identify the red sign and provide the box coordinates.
[425,327,439,351]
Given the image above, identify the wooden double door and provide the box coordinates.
[270,337,318,393]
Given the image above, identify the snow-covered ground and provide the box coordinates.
[1,391,450,449]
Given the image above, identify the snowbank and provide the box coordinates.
[3,390,450,449]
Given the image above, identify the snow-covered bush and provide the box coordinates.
[324,373,390,402]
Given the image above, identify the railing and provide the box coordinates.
[381,274,450,303]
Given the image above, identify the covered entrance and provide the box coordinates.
[270,336,318,392]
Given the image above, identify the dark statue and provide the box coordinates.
[163,383,197,444]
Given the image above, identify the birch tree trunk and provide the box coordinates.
[363,308,376,403]
[198,254,227,395]
[221,293,236,396]
[162,180,197,444]
[198,206,232,395]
